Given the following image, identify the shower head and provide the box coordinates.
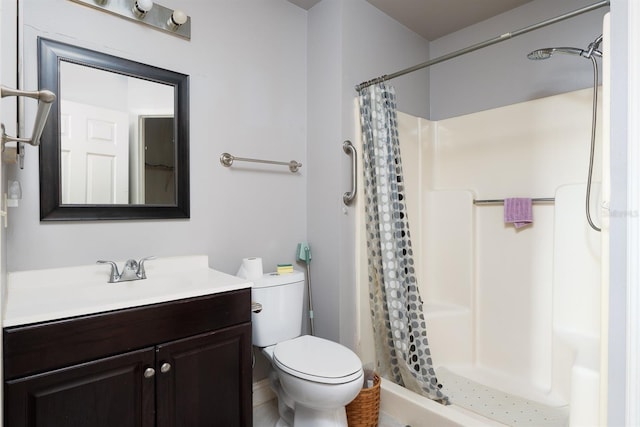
[527,34,603,61]
[527,47,587,60]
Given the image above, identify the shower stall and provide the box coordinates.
[354,6,609,427]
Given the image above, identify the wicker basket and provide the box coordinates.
[346,373,381,427]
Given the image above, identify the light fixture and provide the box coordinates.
[70,0,191,40]
[167,9,187,31]
[132,0,153,18]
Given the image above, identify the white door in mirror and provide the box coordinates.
[61,100,129,204]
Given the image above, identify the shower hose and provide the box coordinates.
[586,55,601,232]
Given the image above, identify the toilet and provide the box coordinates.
[252,271,364,427]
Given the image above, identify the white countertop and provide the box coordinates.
[3,255,252,327]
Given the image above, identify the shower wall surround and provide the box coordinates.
[358,87,603,425]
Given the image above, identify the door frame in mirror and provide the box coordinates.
[38,37,190,221]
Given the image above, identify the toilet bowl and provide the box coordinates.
[248,271,364,427]
[264,335,364,426]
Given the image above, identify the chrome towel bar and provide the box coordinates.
[220,152,301,173]
[474,197,555,205]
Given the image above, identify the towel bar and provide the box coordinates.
[473,197,555,205]
[220,152,301,173]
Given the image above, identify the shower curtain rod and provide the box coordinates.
[355,0,610,92]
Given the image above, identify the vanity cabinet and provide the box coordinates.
[5,347,156,427]
[3,288,252,427]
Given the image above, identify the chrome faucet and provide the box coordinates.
[97,256,156,283]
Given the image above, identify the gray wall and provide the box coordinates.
[10,0,308,275]
[2,1,17,293]
[0,2,19,420]
[429,0,609,120]
[11,0,430,381]
[306,0,429,347]
[6,3,631,421]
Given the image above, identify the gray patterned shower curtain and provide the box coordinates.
[358,83,448,404]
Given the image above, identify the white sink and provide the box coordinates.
[3,255,252,327]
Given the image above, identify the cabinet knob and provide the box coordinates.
[144,367,156,378]
[160,362,172,373]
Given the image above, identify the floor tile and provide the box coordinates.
[253,399,408,427]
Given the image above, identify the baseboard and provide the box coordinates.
[252,378,276,407]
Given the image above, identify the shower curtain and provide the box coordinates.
[358,83,448,404]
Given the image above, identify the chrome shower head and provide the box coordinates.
[527,34,603,61]
[527,46,586,60]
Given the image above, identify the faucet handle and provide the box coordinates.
[137,256,156,279]
[97,260,120,283]
[123,259,138,271]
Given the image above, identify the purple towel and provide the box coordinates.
[504,198,532,229]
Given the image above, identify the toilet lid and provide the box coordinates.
[273,335,363,385]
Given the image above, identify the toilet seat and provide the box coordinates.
[273,335,363,385]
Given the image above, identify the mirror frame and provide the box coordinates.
[38,37,190,221]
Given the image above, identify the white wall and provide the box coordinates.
[9,0,308,276]
[606,1,630,425]
[60,62,128,111]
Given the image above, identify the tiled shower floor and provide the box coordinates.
[252,399,409,427]
[437,367,569,427]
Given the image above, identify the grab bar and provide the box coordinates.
[220,152,301,173]
[343,140,357,205]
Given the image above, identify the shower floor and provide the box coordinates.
[437,367,569,427]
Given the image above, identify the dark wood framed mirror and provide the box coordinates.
[38,37,189,220]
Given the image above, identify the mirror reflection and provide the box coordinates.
[59,62,175,205]
[38,37,190,221]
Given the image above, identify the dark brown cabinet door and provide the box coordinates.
[5,347,156,427]
[155,323,252,427]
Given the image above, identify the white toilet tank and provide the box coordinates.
[252,271,305,347]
